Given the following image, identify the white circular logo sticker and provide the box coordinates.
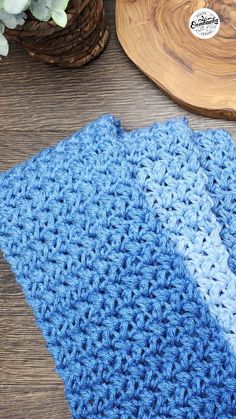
[189,8,220,39]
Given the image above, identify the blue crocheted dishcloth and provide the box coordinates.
[0,115,236,418]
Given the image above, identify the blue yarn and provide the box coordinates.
[0,115,236,418]
[194,128,236,274]
[124,118,236,353]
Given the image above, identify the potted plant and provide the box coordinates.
[0,0,109,67]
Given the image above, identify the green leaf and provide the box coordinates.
[3,0,29,14]
[0,22,4,33]
[0,32,9,56]
[52,0,69,10]
[15,11,27,25]
[45,0,53,7]
[0,11,17,29]
[46,0,69,10]
[52,8,67,27]
[30,2,51,21]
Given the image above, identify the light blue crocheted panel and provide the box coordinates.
[0,116,235,418]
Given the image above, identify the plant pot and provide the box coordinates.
[5,0,109,67]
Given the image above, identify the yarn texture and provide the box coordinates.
[0,115,236,418]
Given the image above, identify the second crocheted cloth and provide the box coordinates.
[0,115,236,418]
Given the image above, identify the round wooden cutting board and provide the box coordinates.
[116,0,236,120]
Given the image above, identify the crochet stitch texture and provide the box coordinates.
[0,115,236,418]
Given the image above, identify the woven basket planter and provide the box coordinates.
[5,0,109,68]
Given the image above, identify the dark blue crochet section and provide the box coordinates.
[0,116,236,418]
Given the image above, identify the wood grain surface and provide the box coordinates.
[116,0,236,120]
[0,1,235,418]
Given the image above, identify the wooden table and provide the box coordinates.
[0,1,235,418]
